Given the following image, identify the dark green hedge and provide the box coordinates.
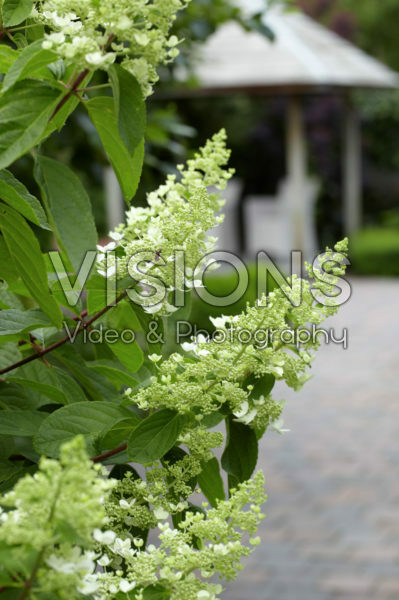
[190,264,278,332]
[351,228,399,276]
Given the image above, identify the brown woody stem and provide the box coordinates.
[0,291,128,376]
[91,442,128,464]
[49,68,90,121]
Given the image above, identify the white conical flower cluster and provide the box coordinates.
[32,0,189,96]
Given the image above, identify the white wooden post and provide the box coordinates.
[343,101,362,235]
[286,96,308,252]
[104,167,125,231]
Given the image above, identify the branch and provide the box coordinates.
[49,68,90,121]
[18,547,46,600]
[0,291,128,376]
[91,442,127,464]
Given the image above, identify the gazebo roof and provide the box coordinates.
[181,5,398,95]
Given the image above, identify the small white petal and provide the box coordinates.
[109,231,123,241]
[233,401,249,419]
[234,408,257,425]
[120,579,136,593]
[97,555,111,567]
[154,506,169,521]
[149,354,162,363]
[181,342,196,353]
[93,529,116,545]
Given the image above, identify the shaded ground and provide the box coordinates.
[224,277,399,600]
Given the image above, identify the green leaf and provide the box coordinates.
[0,381,52,410]
[2,39,58,92]
[0,80,61,169]
[53,519,87,546]
[201,411,224,429]
[0,434,15,459]
[87,96,144,203]
[25,17,44,44]
[143,585,171,600]
[0,289,18,313]
[0,542,37,588]
[7,362,69,405]
[36,156,98,274]
[53,366,87,404]
[0,46,19,74]
[133,307,164,355]
[87,361,138,389]
[100,416,140,450]
[0,169,48,228]
[85,273,134,316]
[85,272,111,315]
[0,206,63,326]
[13,32,28,49]
[197,457,225,507]
[0,286,24,310]
[0,309,52,336]
[55,349,120,401]
[107,299,142,332]
[2,0,33,26]
[109,64,146,155]
[49,251,95,309]
[0,238,18,285]
[108,338,144,374]
[246,372,276,398]
[0,410,46,436]
[0,342,21,371]
[128,409,186,464]
[86,286,106,317]
[109,464,141,481]
[0,542,36,580]
[221,417,258,486]
[0,463,37,494]
[34,401,132,458]
[0,461,22,488]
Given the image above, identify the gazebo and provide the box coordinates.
[176,3,398,260]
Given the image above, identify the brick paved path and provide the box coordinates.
[224,278,399,600]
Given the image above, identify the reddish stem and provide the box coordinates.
[91,442,128,464]
[0,292,127,376]
[49,69,90,121]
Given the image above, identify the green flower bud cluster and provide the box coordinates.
[92,472,267,600]
[0,437,116,599]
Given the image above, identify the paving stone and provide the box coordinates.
[376,579,399,597]
[320,573,376,595]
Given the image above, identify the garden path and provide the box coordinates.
[224,277,399,600]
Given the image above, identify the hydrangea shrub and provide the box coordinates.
[0,1,349,598]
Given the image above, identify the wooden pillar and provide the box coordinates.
[343,100,362,235]
[286,96,308,251]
